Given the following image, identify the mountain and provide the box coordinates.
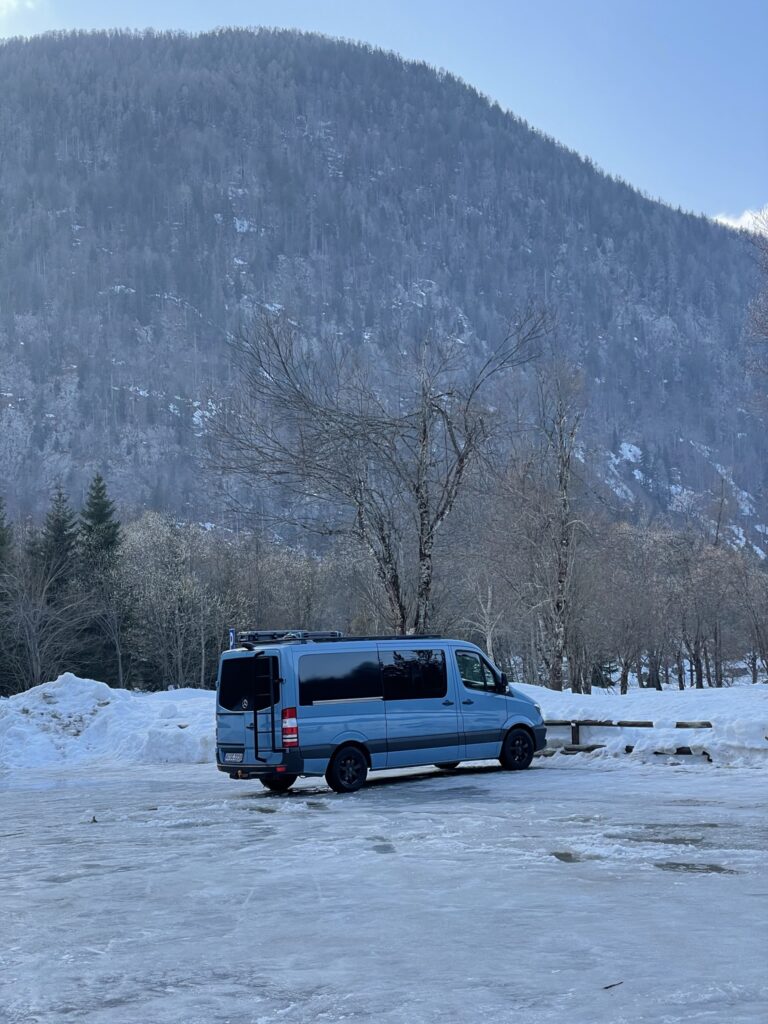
[0,28,760,542]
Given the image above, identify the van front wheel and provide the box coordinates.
[260,773,298,793]
[500,728,534,770]
[326,746,368,793]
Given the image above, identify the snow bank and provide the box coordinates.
[2,674,766,771]
[516,682,768,768]
[0,674,215,769]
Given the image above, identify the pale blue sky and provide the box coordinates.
[1,0,764,221]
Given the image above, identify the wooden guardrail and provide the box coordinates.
[543,718,713,757]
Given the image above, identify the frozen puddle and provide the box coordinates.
[1,759,767,1023]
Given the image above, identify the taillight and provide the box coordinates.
[282,707,299,747]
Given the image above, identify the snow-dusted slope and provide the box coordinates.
[1,675,766,772]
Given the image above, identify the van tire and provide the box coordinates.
[259,773,297,793]
[435,762,460,770]
[500,728,535,770]
[326,745,368,793]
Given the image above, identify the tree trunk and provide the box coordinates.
[582,661,592,695]
[413,541,433,634]
[412,380,433,636]
[749,651,758,685]
[364,527,407,635]
[714,623,723,687]
[548,652,564,691]
[485,631,496,664]
[199,600,206,689]
[647,652,661,691]
[568,651,582,694]
[703,641,713,687]
[676,650,685,690]
[619,659,630,695]
[115,641,124,689]
[548,606,565,691]
[693,641,703,689]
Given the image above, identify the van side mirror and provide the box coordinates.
[496,672,508,694]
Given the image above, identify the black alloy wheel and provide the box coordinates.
[259,773,298,793]
[499,728,535,771]
[326,745,368,793]
[434,762,461,770]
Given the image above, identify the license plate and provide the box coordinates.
[224,751,243,763]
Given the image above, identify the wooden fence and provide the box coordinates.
[543,719,713,758]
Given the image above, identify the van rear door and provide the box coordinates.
[253,653,282,756]
[217,652,282,762]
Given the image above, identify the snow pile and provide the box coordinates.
[0,674,215,770]
[516,682,768,767]
[2,674,766,771]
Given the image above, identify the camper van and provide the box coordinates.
[216,631,546,792]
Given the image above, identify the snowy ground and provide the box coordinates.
[2,759,767,1024]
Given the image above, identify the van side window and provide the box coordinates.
[299,652,383,706]
[381,649,447,700]
[219,655,279,711]
[456,651,497,692]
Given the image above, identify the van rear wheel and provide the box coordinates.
[259,773,297,793]
[326,746,368,793]
[435,762,460,770]
[500,728,535,770]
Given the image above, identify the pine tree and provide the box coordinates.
[40,486,79,587]
[80,473,121,561]
[79,474,125,687]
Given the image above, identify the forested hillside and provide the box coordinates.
[0,28,759,533]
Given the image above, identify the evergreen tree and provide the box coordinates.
[39,486,79,591]
[80,473,121,561]
[79,474,125,687]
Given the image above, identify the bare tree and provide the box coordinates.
[210,311,548,633]
[0,546,91,692]
[474,361,585,689]
[538,373,583,690]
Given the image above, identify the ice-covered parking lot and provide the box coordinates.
[2,758,767,1024]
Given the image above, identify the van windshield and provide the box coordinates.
[219,654,280,711]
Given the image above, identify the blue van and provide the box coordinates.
[215,631,546,793]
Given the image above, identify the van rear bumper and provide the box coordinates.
[533,726,547,751]
[217,750,305,779]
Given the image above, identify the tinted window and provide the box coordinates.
[382,649,447,700]
[299,652,383,706]
[219,655,279,711]
[456,651,498,692]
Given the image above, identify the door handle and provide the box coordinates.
[246,723,255,730]
[442,700,454,706]
[462,699,474,705]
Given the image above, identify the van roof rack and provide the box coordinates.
[331,634,444,642]
[237,630,344,645]
[234,630,444,647]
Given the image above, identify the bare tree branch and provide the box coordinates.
[208,310,549,632]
